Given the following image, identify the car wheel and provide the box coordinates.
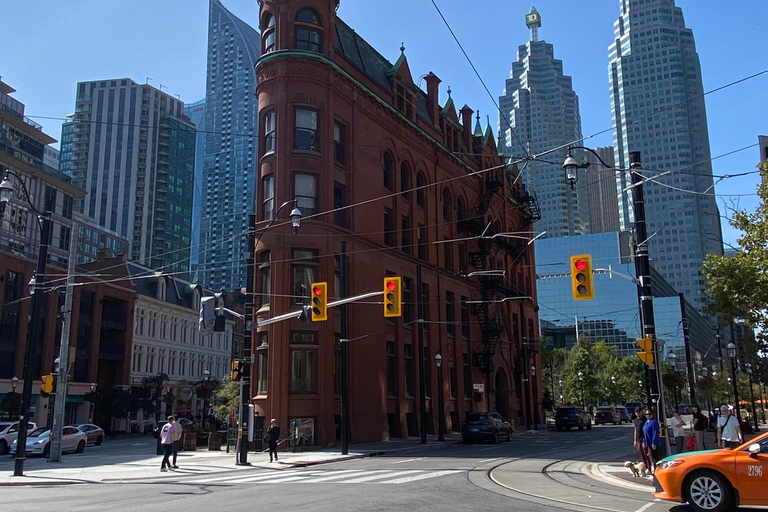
[95,436,103,446]
[0,440,7,455]
[578,421,584,431]
[685,471,734,512]
[76,440,85,453]
[43,444,50,458]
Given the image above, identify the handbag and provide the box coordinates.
[685,433,696,451]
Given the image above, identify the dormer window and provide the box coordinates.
[395,83,415,120]
[295,8,321,53]
[263,13,276,54]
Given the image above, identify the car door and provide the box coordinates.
[733,436,768,505]
[62,427,76,452]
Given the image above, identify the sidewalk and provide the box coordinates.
[0,432,464,486]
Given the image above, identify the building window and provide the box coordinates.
[62,195,74,219]
[403,277,413,324]
[442,189,452,221]
[445,291,455,337]
[395,83,414,120]
[382,152,394,191]
[416,173,426,207]
[457,197,467,221]
[386,341,397,398]
[401,216,411,255]
[258,251,271,307]
[417,224,427,260]
[333,182,346,228]
[59,225,71,251]
[263,110,276,153]
[400,163,411,200]
[294,108,317,150]
[384,208,395,247]
[295,173,317,216]
[461,296,470,338]
[262,175,274,220]
[290,331,317,393]
[295,8,321,53]
[404,344,414,397]
[334,122,346,165]
[463,353,472,398]
[292,249,319,305]
[257,332,268,394]
[443,237,453,272]
[263,13,276,53]
[421,283,430,332]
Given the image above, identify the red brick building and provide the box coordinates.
[252,0,543,445]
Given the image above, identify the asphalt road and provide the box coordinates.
[3,425,765,512]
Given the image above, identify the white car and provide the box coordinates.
[0,421,37,455]
[10,426,87,457]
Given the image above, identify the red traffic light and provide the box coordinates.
[387,280,397,291]
[574,260,586,271]
[313,286,323,296]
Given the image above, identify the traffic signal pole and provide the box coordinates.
[629,151,671,456]
[237,214,257,466]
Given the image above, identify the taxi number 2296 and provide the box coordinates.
[748,465,763,477]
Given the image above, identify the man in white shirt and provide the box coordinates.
[717,405,743,449]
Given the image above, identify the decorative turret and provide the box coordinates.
[258,0,340,56]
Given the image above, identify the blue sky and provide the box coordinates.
[3,0,766,248]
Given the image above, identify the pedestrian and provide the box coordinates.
[267,418,280,462]
[691,405,708,450]
[633,407,652,471]
[670,411,686,453]
[643,408,661,473]
[717,405,743,449]
[160,415,175,471]
[170,415,182,469]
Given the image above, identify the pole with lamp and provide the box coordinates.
[434,353,445,441]
[558,379,563,406]
[202,368,210,427]
[89,384,96,423]
[578,371,585,408]
[1,171,53,476]
[10,377,18,418]
[530,364,539,430]
[745,363,760,432]
[238,200,302,466]
[564,148,670,456]
[727,341,740,421]
[611,376,617,406]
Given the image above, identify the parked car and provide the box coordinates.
[76,423,105,446]
[10,426,86,457]
[594,407,622,425]
[625,402,644,419]
[555,406,592,431]
[614,406,631,423]
[0,421,37,455]
[461,412,513,443]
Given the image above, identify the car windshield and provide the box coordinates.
[466,413,488,421]
[28,428,50,438]
[557,408,576,414]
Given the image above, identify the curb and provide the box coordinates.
[585,462,655,492]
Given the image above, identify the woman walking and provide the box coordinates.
[643,409,662,473]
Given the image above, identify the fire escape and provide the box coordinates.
[457,165,541,375]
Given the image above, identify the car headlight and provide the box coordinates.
[656,459,685,469]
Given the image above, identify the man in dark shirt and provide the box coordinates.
[633,408,651,470]
[691,405,708,451]
[267,419,281,462]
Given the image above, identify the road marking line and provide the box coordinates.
[238,475,313,484]
[379,470,461,484]
[634,501,658,512]
[391,457,423,464]
[479,446,502,451]
[298,470,371,483]
[339,470,416,483]
[477,458,500,464]
[187,470,302,484]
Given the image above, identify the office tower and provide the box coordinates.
[60,78,195,274]
[608,0,723,309]
[586,147,620,233]
[759,135,768,163]
[499,7,589,238]
[185,98,206,281]
[199,0,260,291]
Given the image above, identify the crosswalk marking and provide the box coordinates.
[339,470,417,483]
[381,470,462,484]
[183,468,463,486]
[300,470,371,483]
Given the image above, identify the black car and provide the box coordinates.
[614,406,631,423]
[461,412,513,444]
[555,406,592,431]
[594,407,622,425]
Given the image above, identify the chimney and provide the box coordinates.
[460,105,474,153]
[424,72,441,124]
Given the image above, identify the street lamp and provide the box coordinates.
[1,171,53,476]
[578,372,585,408]
[727,341,740,419]
[89,383,96,423]
[435,353,445,442]
[10,376,18,417]
[203,369,211,426]
[745,363,760,432]
[611,376,617,406]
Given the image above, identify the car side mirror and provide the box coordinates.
[748,443,761,457]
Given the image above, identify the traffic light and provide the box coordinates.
[636,337,654,365]
[310,282,328,322]
[570,254,594,300]
[41,374,54,395]
[383,277,402,317]
[231,360,242,381]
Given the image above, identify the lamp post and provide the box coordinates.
[89,384,96,423]
[745,363,760,432]
[578,371,585,408]
[238,200,301,466]
[727,341,740,420]
[530,365,539,430]
[1,171,53,477]
[10,377,18,417]
[203,369,210,426]
[558,379,563,406]
[435,353,445,441]
[611,376,617,406]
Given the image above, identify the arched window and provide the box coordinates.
[295,8,321,52]
[442,189,452,222]
[263,13,276,53]
[400,162,411,200]
[457,197,466,221]
[382,152,394,191]
[416,173,426,207]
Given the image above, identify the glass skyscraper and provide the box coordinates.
[608,0,723,310]
[184,98,206,281]
[198,0,260,291]
[499,7,589,238]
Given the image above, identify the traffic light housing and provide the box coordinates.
[41,374,54,395]
[310,282,328,322]
[636,337,654,365]
[231,360,242,381]
[570,254,594,300]
[384,277,402,317]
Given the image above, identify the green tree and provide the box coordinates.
[211,376,240,423]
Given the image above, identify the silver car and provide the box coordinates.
[10,426,87,457]
[76,423,105,446]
